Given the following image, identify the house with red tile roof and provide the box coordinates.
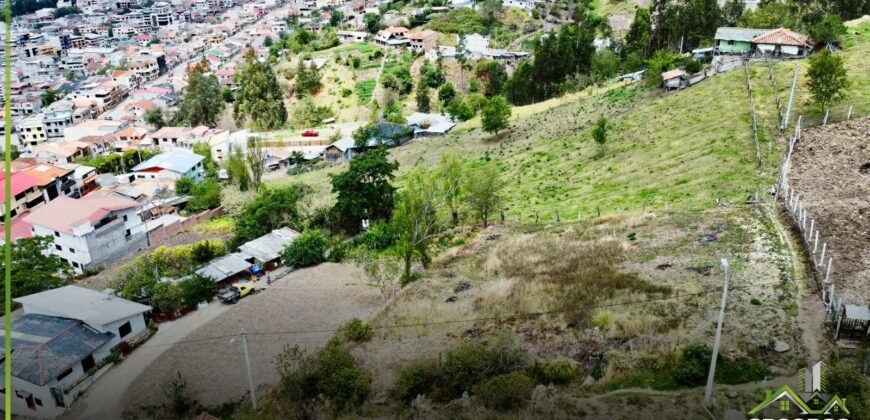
[24,195,148,273]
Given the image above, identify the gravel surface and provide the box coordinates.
[119,263,381,409]
[789,117,870,304]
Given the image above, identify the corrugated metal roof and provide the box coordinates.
[238,228,300,263]
[131,150,204,174]
[15,286,152,327]
[714,27,771,42]
[196,252,253,282]
[0,314,113,386]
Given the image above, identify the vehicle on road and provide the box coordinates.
[302,130,319,137]
[217,283,258,304]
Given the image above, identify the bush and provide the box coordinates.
[353,221,395,250]
[278,339,371,411]
[282,229,329,268]
[673,343,715,386]
[530,358,578,385]
[396,359,439,401]
[684,58,702,74]
[433,336,528,401]
[478,372,534,411]
[342,318,372,342]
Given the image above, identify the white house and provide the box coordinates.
[24,195,148,273]
[1,287,151,418]
[130,149,206,183]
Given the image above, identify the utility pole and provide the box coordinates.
[232,328,257,409]
[705,258,729,406]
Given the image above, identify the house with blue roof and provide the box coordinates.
[130,149,206,183]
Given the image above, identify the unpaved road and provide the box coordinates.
[64,263,380,419]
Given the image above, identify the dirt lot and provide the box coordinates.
[788,117,870,304]
[119,263,382,410]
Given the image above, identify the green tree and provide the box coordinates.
[41,89,59,107]
[721,0,744,26]
[192,142,218,179]
[504,60,535,105]
[222,87,234,103]
[364,13,383,33]
[807,50,850,113]
[295,60,323,98]
[477,0,502,27]
[263,36,273,47]
[738,2,796,29]
[646,50,679,87]
[392,167,445,284]
[439,153,464,226]
[179,274,214,306]
[329,10,344,27]
[809,15,847,45]
[481,95,511,136]
[145,107,166,128]
[447,98,474,121]
[437,82,456,105]
[624,8,652,58]
[465,161,503,228]
[234,51,288,130]
[591,50,618,82]
[475,61,507,98]
[330,146,398,233]
[187,179,221,212]
[233,185,311,245]
[174,176,194,195]
[415,79,431,113]
[227,148,251,191]
[177,68,224,127]
[246,137,266,192]
[282,230,329,268]
[592,116,608,154]
[0,237,71,311]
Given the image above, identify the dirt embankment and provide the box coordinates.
[788,117,870,304]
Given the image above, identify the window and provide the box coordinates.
[81,354,96,372]
[57,367,73,381]
[34,398,42,407]
[72,262,79,269]
[55,244,62,251]
[779,399,790,412]
[70,248,75,254]
[118,321,132,338]
[54,231,60,237]
[123,215,128,222]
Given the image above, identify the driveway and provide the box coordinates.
[66,263,381,418]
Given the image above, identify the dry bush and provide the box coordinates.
[484,233,671,326]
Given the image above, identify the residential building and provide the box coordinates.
[0,287,151,418]
[0,171,44,222]
[752,28,812,57]
[714,27,770,55]
[146,125,210,150]
[64,119,125,142]
[407,30,438,53]
[18,115,48,147]
[238,227,300,269]
[148,2,175,27]
[71,81,129,113]
[10,96,42,116]
[374,26,409,49]
[21,163,78,202]
[130,149,206,183]
[128,57,161,82]
[337,30,367,44]
[24,195,148,273]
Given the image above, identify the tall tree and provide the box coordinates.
[465,162,503,228]
[475,61,507,98]
[481,95,511,136]
[415,79,431,113]
[392,166,446,284]
[246,137,265,192]
[439,153,465,226]
[233,184,311,245]
[806,50,850,114]
[145,107,166,128]
[41,89,59,107]
[330,146,398,233]
[234,51,288,131]
[624,8,652,59]
[177,68,224,127]
[809,15,847,45]
[364,13,382,33]
[721,0,745,26]
[227,148,251,191]
[504,60,535,105]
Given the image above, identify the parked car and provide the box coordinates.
[217,283,258,304]
[302,130,319,137]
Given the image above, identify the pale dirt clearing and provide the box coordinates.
[118,263,381,410]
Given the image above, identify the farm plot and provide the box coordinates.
[788,118,870,304]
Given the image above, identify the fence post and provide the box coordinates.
[808,219,814,242]
[825,257,833,284]
[847,105,853,120]
[819,243,827,267]
[823,109,830,125]
[782,63,799,130]
[813,230,819,254]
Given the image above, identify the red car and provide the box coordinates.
[302,130,319,137]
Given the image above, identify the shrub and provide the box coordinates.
[282,229,329,268]
[530,358,578,385]
[342,318,372,342]
[396,359,439,401]
[750,298,761,305]
[353,221,395,250]
[434,336,528,401]
[673,343,715,386]
[478,372,534,411]
[277,339,371,410]
[684,58,702,74]
[593,310,612,329]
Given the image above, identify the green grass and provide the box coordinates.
[313,42,378,57]
[355,79,376,103]
[602,369,681,391]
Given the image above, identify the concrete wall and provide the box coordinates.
[147,206,224,245]
[96,313,148,349]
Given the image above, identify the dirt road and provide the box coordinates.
[118,263,380,410]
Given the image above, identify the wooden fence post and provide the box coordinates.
[819,243,826,267]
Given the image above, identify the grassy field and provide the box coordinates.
[355,79,376,103]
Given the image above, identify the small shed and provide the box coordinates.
[196,252,253,287]
[238,228,300,269]
[834,304,870,340]
[661,69,689,90]
[324,137,358,163]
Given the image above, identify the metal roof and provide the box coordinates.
[0,314,113,386]
[131,150,204,174]
[196,252,253,282]
[238,228,300,264]
[845,305,870,321]
[714,27,771,42]
[15,286,152,327]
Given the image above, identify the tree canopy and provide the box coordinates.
[234,51,288,131]
[330,146,398,234]
[233,184,312,245]
[176,68,224,127]
[807,50,850,111]
[0,236,71,312]
[481,96,511,135]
